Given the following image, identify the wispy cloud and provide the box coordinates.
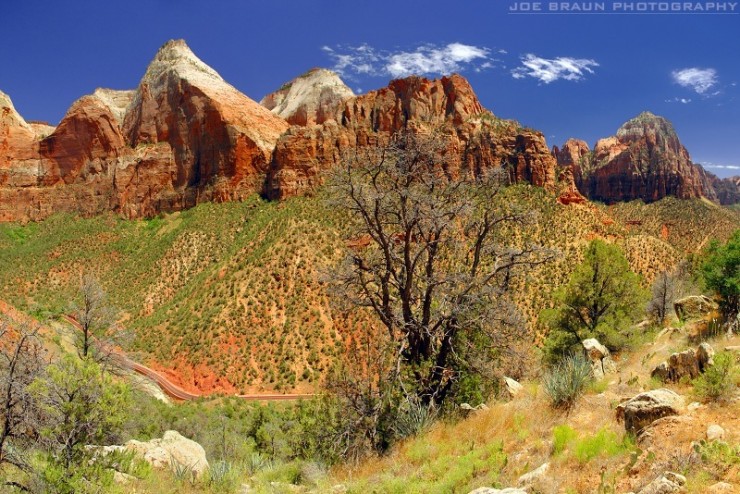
[701,162,740,170]
[511,54,599,83]
[322,43,495,79]
[672,68,718,94]
[665,97,692,104]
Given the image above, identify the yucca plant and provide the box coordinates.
[543,353,593,410]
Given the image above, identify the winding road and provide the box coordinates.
[61,315,314,402]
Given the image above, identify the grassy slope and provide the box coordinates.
[0,188,738,394]
[328,331,740,494]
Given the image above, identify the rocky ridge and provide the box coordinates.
[3,40,734,223]
[0,40,571,221]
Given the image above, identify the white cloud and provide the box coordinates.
[322,43,494,79]
[511,54,599,83]
[701,162,740,170]
[671,68,718,94]
[665,97,692,104]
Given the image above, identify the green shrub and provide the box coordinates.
[206,460,240,491]
[543,354,592,409]
[552,424,577,455]
[693,351,738,401]
[392,397,438,440]
[573,429,633,463]
[552,426,635,463]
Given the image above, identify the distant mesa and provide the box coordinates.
[553,111,737,205]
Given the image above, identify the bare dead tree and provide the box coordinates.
[0,319,48,490]
[647,270,680,325]
[326,130,555,407]
[69,275,129,373]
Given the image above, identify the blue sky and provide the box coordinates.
[1,0,738,177]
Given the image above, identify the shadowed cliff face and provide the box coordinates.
[554,112,720,205]
[266,74,559,200]
[711,175,740,205]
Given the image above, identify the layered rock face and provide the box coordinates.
[266,74,558,199]
[0,39,289,222]
[554,112,719,204]
[260,68,354,126]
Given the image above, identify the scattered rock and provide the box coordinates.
[125,430,209,478]
[616,389,685,433]
[651,343,715,382]
[674,295,718,321]
[706,424,726,441]
[707,481,734,493]
[503,376,524,398]
[460,403,489,412]
[637,472,686,494]
[582,338,617,379]
[697,342,715,369]
[655,327,683,342]
[517,462,549,486]
[113,471,136,484]
[687,402,704,413]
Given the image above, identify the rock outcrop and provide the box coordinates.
[651,343,715,383]
[91,430,209,478]
[1,42,569,222]
[119,39,289,217]
[616,389,685,433]
[260,68,354,126]
[267,74,558,199]
[582,338,617,380]
[637,472,686,494]
[711,175,740,205]
[673,295,718,321]
[554,112,719,204]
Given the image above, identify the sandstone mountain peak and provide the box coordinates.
[140,39,223,88]
[616,111,679,144]
[260,68,354,126]
[554,112,717,204]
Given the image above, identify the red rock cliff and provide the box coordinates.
[267,74,557,199]
[554,112,718,204]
